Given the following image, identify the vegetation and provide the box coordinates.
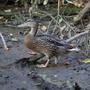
[0,1,90,90]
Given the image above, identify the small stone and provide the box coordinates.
[9,33,13,36]
[11,38,18,42]
[41,25,47,32]
[54,75,58,78]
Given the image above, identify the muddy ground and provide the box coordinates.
[0,25,90,90]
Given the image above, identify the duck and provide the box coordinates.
[24,20,80,67]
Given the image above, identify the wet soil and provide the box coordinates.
[0,26,90,90]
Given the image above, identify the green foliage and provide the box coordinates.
[60,5,82,15]
[81,58,90,63]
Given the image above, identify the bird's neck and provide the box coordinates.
[29,27,37,37]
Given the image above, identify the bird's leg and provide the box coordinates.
[36,54,50,68]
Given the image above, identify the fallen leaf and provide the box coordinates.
[81,58,90,63]
[43,0,48,5]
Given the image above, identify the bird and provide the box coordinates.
[24,20,80,67]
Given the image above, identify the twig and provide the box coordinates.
[66,30,89,43]
[66,0,73,4]
[0,32,9,50]
[74,1,90,22]
[37,9,61,28]
[58,0,60,16]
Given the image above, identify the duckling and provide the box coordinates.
[24,21,80,67]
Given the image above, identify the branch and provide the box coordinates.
[0,32,9,50]
[74,1,90,22]
[66,30,89,43]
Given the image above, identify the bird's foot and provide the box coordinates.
[36,64,47,68]
[36,59,49,68]
[64,61,70,65]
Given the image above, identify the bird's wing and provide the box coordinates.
[36,34,73,49]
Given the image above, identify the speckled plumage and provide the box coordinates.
[24,21,79,67]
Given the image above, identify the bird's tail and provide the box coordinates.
[68,47,80,52]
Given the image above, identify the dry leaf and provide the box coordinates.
[41,25,47,32]
[43,0,48,5]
